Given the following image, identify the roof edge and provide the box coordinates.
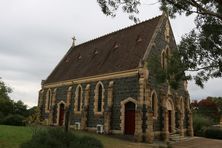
[142,12,167,62]
[43,68,139,88]
[72,15,162,49]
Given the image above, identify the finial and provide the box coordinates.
[72,36,76,47]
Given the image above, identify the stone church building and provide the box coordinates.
[38,13,193,143]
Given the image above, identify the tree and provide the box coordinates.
[191,97,221,123]
[0,78,30,126]
[26,106,40,124]
[0,78,13,116]
[0,78,12,100]
[13,100,28,117]
[97,0,222,87]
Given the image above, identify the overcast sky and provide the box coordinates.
[1,0,222,107]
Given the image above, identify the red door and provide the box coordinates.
[124,102,135,135]
[59,104,65,126]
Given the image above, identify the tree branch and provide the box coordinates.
[188,0,222,20]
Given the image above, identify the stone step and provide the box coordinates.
[169,134,189,142]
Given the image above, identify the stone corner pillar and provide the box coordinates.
[134,109,143,142]
[162,108,169,142]
[146,110,154,143]
[179,112,184,137]
[104,81,114,134]
[104,111,111,134]
[81,110,87,130]
[81,84,90,130]
[187,112,194,137]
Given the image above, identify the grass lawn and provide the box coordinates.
[0,125,156,148]
[73,130,155,148]
[0,125,32,148]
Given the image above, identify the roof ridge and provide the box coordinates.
[73,15,162,49]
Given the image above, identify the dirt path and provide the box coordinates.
[172,137,222,148]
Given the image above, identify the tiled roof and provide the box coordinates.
[45,15,162,84]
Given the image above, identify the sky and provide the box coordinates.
[0,0,222,107]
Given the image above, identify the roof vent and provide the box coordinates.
[136,36,142,42]
[93,50,98,55]
[113,42,119,49]
[65,57,70,63]
[77,54,82,60]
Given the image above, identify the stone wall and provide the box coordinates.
[40,75,139,130]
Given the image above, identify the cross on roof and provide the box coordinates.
[72,36,76,47]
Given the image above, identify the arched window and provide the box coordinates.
[165,21,170,42]
[94,82,105,114]
[161,50,166,69]
[151,93,155,112]
[46,89,52,112]
[97,84,102,112]
[74,85,82,113]
[150,91,158,118]
[77,87,81,111]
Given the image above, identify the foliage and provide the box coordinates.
[192,113,212,136]
[147,51,188,90]
[26,106,40,125]
[205,126,222,139]
[0,111,4,123]
[210,97,222,115]
[0,78,35,126]
[20,128,103,148]
[2,114,26,126]
[97,0,222,88]
[0,78,12,100]
[97,0,141,22]
[191,97,221,123]
[14,100,28,117]
[0,97,14,116]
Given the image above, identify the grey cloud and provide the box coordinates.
[0,0,221,107]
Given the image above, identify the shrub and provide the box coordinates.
[193,113,212,136]
[2,114,26,126]
[21,128,103,148]
[205,127,222,140]
[0,111,4,123]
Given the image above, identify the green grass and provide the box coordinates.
[72,130,154,148]
[0,125,32,148]
[0,125,154,148]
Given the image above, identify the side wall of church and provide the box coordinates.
[39,75,139,131]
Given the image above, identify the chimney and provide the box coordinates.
[72,36,76,47]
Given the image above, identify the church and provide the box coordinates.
[38,13,193,143]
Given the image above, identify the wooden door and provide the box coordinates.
[59,104,65,126]
[168,110,172,133]
[124,102,135,135]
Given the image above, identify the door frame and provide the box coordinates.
[120,97,137,134]
[57,101,66,126]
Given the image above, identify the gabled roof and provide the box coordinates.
[45,15,162,84]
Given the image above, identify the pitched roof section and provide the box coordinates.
[45,15,162,84]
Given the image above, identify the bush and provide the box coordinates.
[2,114,26,126]
[21,128,103,148]
[205,127,222,139]
[193,113,212,136]
[0,111,4,124]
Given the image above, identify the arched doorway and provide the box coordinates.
[58,103,65,126]
[124,101,135,135]
[166,99,174,133]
